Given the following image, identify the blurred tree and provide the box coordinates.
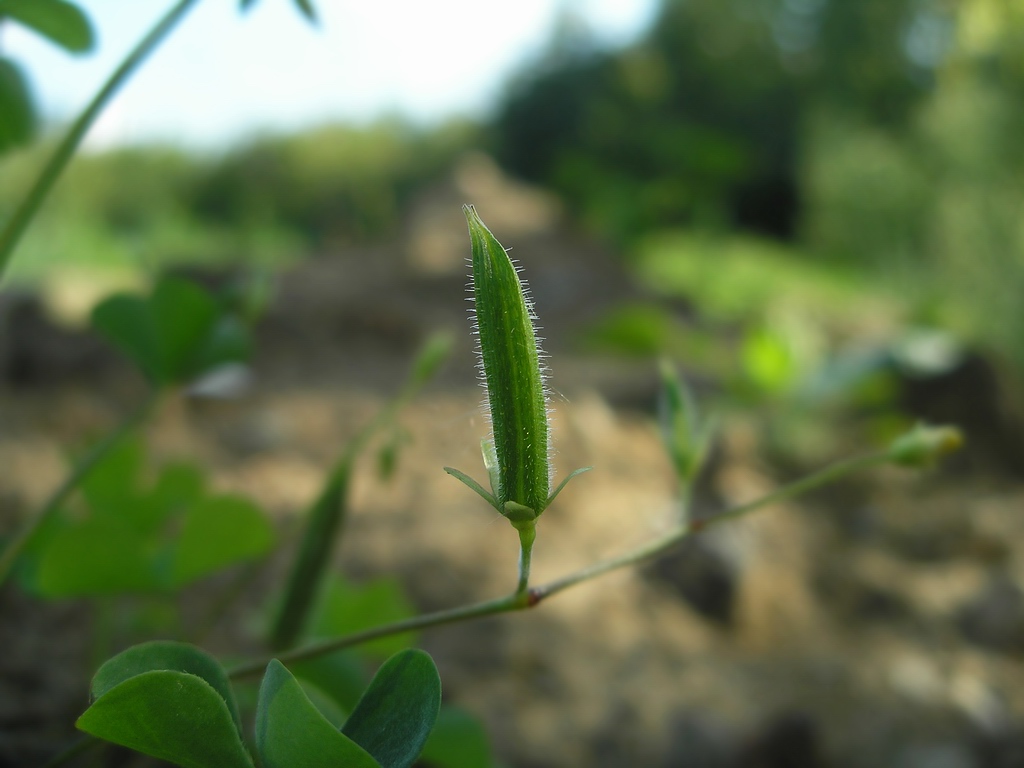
[491,0,938,245]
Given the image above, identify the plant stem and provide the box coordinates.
[0,0,201,280]
[268,337,450,650]
[231,592,529,679]
[532,450,886,602]
[515,521,536,595]
[0,391,159,587]
[229,449,889,678]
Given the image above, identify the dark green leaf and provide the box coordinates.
[342,649,441,768]
[151,463,207,513]
[33,518,164,596]
[151,277,220,381]
[77,671,253,768]
[91,294,161,382]
[419,706,494,768]
[290,652,367,713]
[91,276,248,386]
[256,659,379,768]
[0,58,35,154]
[0,0,94,53]
[79,436,144,511]
[90,641,242,733]
[172,495,274,586]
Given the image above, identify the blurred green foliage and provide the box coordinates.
[0,119,476,284]
[492,0,1024,373]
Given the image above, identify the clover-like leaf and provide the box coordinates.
[89,641,242,731]
[342,649,441,768]
[256,659,379,768]
[91,276,250,387]
[171,495,275,587]
[78,642,251,768]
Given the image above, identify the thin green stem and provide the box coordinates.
[229,449,889,677]
[231,592,528,679]
[0,0,201,280]
[515,522,536,595]
[0,390,159,587]
[532,450,887,602]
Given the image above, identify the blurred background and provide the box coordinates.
[3,0,1024,766]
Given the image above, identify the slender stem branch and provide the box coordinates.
[515,521,536,595]
[229,449,889,678]
[532,450,887,602]
[0,391,160,587]
[0,0,201,280]
[230,592,528,679]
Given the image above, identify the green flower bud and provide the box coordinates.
[446,206,589,522]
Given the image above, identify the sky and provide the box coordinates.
[4,0,658,149]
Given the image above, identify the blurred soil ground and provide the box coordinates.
[3,159,1024,767]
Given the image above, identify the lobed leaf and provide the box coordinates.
[91,276,251,387]
[78,645,253,768]
[256,659,379,768]
[171,495,275,587]
[342,649,442,768]
[89,641,242,731]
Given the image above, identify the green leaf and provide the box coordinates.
[91,294,161,382]
[33,518,165,596]
[0,58,35,154]
[256,659,379,768]
[80,645,252,768]
[91,276,249,386]
[290,652,368,713]
[342,649,441,768]
[89,641,243,733]
[312,576,417,658]
[79,436,145,511]
[172,495,274,587]
[419,706,494,768]
[464,206,550,516]
[151,277,221,381]
[0,0,94,53]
